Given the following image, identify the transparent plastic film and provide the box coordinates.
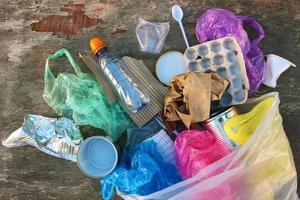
[117,92,298,200]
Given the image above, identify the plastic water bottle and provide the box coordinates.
[90,37,149,113]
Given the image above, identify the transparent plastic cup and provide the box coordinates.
[136,18,170,54]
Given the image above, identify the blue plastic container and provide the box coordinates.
[77,136,118,178]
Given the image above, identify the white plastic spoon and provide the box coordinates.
[172,5,190,48]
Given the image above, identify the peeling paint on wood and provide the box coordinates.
[31,4,103,35]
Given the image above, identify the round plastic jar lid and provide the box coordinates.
[155,51,188,86]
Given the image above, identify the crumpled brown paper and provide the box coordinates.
[164,72,229,131]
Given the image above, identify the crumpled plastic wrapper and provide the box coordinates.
[175,129,231,179]
[101,129,181,200]
[164,72,229,131]
[125,118,163,148]
[2,114,83,162]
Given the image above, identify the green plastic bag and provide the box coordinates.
[43,48,133,141]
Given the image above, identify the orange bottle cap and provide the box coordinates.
[90,37,107,55]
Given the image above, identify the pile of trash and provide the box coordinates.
[3,7,297,200]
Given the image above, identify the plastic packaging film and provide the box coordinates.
[175,129,231,179]
[2,114,82,162]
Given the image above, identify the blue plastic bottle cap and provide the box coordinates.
[155,51,188,86]
[77,136,118,178]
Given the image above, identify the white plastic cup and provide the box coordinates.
[77,136,118,178]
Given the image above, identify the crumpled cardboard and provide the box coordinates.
[164,72,229,131]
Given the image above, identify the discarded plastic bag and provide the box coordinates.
[175,129,231,179]
[263,54,296,88]
[101,131,182,200]
[43,48,132,141]
[118,92,298,200]
[196,8,265,94]
[125,118,163,148]
[136,18,170,54]
[2,114,82,162]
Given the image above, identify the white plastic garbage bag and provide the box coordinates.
[118,92,298,200]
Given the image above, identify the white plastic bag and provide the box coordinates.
[118,92,298,200]
[263,54,296,88]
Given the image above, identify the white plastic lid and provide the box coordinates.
[155,51,188,86]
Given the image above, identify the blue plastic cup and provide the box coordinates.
[77,136,118,178]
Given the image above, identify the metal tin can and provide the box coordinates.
[202,107,239,149]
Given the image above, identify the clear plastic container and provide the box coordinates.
[136,18,170,54]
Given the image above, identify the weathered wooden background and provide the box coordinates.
[0,0,299,199]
